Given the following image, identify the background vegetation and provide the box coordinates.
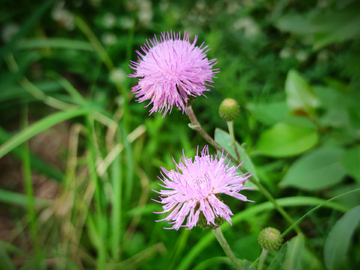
[0,0,359,269]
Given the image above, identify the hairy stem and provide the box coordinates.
[227,120,240,161]
[257,249,268,270]
[212,227,242,270]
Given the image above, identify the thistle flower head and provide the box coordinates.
[129,31,218,117]
[153,146,253,230]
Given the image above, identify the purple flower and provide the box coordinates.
[129,31,218,117]
[153,146,253,230]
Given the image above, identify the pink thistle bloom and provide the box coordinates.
[153,146,253,230]
[129,31,218,117]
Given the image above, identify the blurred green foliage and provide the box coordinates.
[0,0,359,269]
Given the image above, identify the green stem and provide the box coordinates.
[21,103,40,262]
[212,227,242,270]
[227,120,240,161]
[186,106,224,152]
[257,249,268,270]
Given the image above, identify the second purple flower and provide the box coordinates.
[129,31,218,117]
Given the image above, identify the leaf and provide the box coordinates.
[215,128,259,182]
[324,205,360,270]
[0,108,91,159]
[0,241,16,270]
[256,122,318,157]
[0,127,64,182]
[275,13,314,42]
[0,0,55,60]
[312,4,360,50]
[284,234,305,270]
[285,70,319,114]
[281,147,346,190]
[17,38,94,51]
[0,189,50,208]
[341,146,360,183]
[267,242,288,270]
[246,102,290,126]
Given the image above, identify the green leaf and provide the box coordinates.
[0,0,55,60]
[0,241,16,270]
[324,206,360,270]
[285,70,319,114]
[281,147,346,190]
[0,127,64,182]
[312,4,360,50]
[0,189,50,208]
[267,242,288,270]
[246,102,290,126]
[256,122,318,157]
[0,108,91,159]
[284,234,305,270]
[17,38,94,51]
[341,146,360,183]
[215,128,259,181]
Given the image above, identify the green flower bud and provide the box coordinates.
[219,98,240,122]
[258,227,283,251]
[198,211,224,230]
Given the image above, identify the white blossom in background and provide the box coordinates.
[227,2,240,14]
[52,1,74,30]
[101,32,117,46]
[196,0,206,10]
[279,47,293,59]
[317,50,329,62]
[137,0,153,26]
[103,13,116,29]
[295,50,308,62]
[233,17,260,38]
[120,17,135,29]
[1,23,19,43]
[159,2,169,12]
[110,68,126,84]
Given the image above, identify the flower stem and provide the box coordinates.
[212,227,242,270]
[227,120,240,162]
[186,106,224,152]
[257,249,268,270]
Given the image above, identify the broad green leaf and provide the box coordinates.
[275,13,313,42]
[267,242,288,270]
[324,206,360,270]
[284,234,305,270]
[341,147,360,183]
[312,4,360,50]
[256,122,318,157]
[285,70,318,114]
[281,147,346,190]
[246,102,290,126]
[215,128,259,181]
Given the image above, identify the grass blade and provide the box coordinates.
[0,108,91,158]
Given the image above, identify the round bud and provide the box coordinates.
[219,98,240,122]
[258,227,283,251]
